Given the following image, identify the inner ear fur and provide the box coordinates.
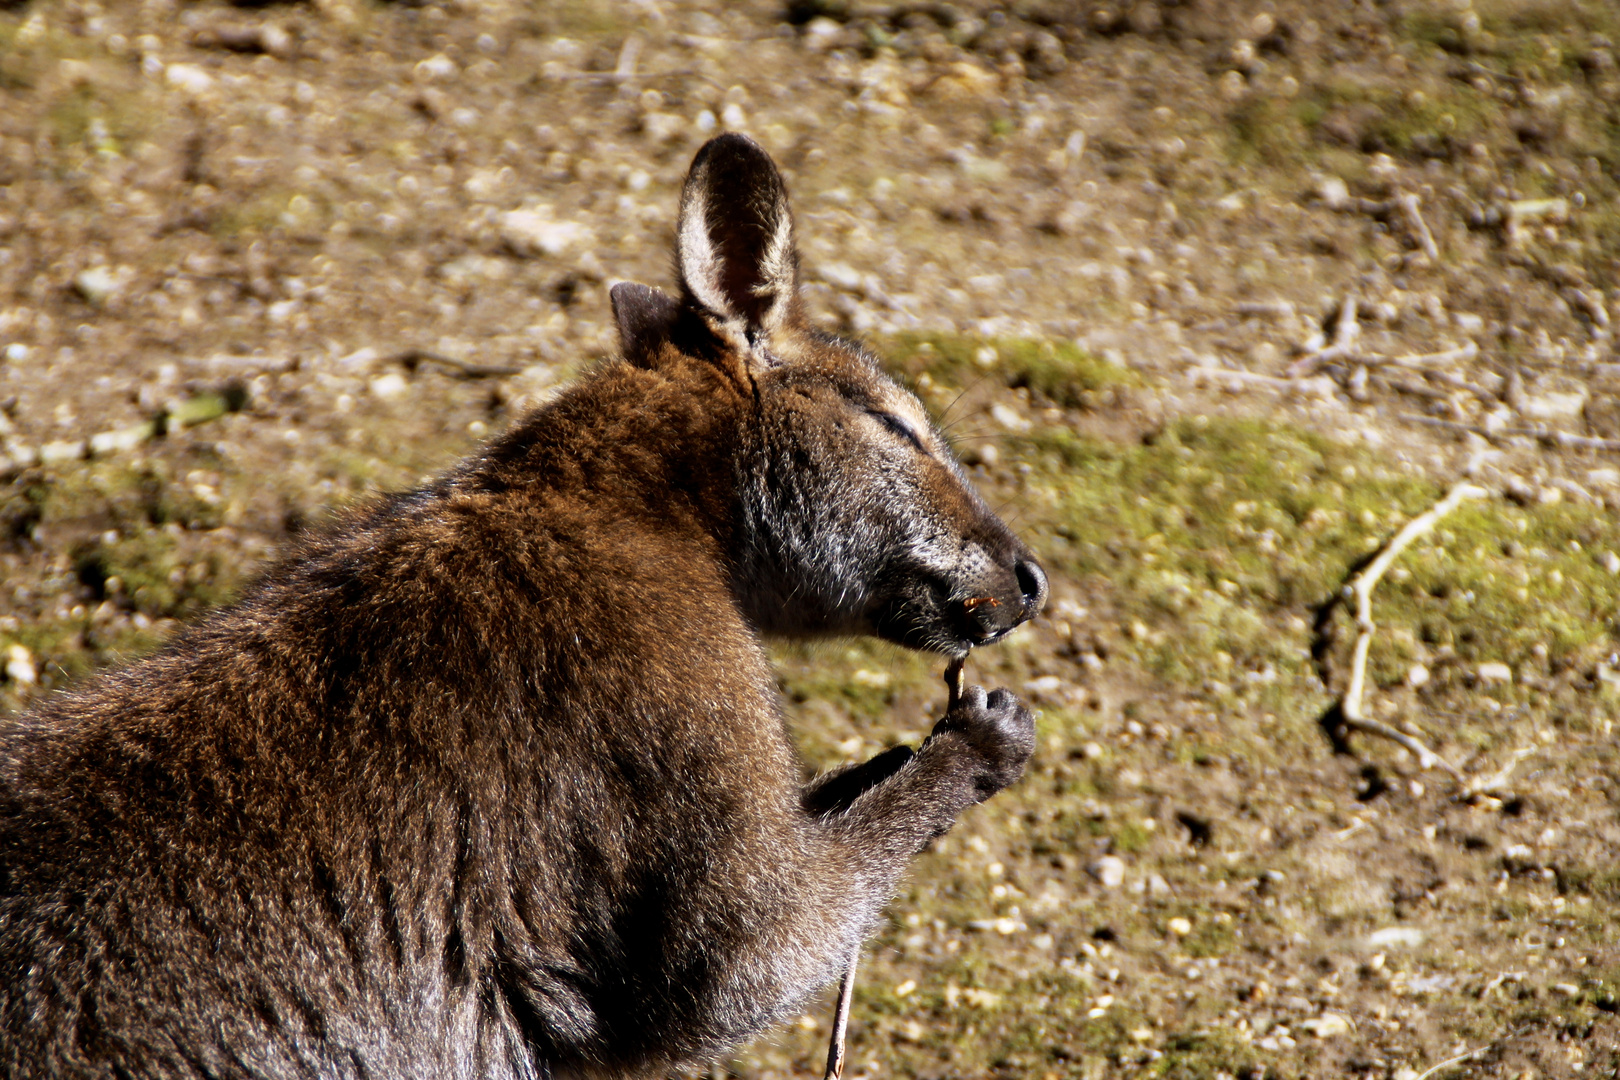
[677,134,801,343]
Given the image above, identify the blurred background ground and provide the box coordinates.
[2,0,1620,1076]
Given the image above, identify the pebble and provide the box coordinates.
[1298,1013,1352,1037]
[990,403,1031,432]
[5,644,35,685]
[1476,661,1513,684]
[1167,916,1192,936]
[1603,552,1620,574]
[1366,926,1425,948]
[498,210,593,258]
[164,63,215,94]
[39,439,85,463]
[415,54,458,81]
[1315,175,1351,210]
[1089,855,1126,889]
[369,372,408,400]
[73,266,127,305]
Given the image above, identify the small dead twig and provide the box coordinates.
[1187,366,1335,395]
[1402,414,1620,452]
[1410,1043,1492,1080]
[1286,295,1360,377]
[1410,1023,1534,1080]
[824,657,966,1079]
[1384,341,1479,369]
[1396,193,1442,263]
[1333,482,1487,775]
[395,349,521,380]
[1458,746,1536,801]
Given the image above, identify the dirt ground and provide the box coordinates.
[3,0,1620,1076]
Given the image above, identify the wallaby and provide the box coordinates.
[0,134,1047,1079]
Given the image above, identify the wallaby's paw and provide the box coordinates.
[931,685,1035,801]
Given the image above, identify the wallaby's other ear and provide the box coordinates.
[611,281,681,367]
[677,134,800,348]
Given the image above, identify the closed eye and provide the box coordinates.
[873,411,927,453]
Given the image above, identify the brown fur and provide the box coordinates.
[0,135,1045,1079]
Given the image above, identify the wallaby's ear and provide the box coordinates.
[610,281,680,368]
[677,134,800,350]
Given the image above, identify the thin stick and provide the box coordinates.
[945,655,967,711]
[1339,482,1486,774]
[1384,342,1478,368]
[822,948,859,1080]
[1186,366,1336,395]
[1409,1025,1533,1080]
[394,349,521,379]
[1286,295,1359,376]
[1402,414,1620,452]
[1459,746,1536,801]
[824,656,967,1079]
[1397,193,1441,262]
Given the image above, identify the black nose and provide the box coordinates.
[1015,558,1048,618]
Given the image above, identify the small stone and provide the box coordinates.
[641,111,685,143]
[1366,926,1425,948]
[1587,467,1620,489]
[990,403,1031,433]
[802,17,846,52]
[89,422,156,456]
[1603,552,1620,574]
[1477,661,1513,684]
[5,644,35,685]
[3,344,28,363]
[1315,175,1351,210]
[415,54,458,81]
[39,439,85,463]
[1167,916,1193,936]
[369,372,408,400]
[73,266,127,305]
[499,210,593,258]
[1090,855,1126,889]
[164,63,214,94]
[930,61,1001,103]
[1406,663,1430,688]
[1147,874,1171,897]
[1298,1013,1352,1037]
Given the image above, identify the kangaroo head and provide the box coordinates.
[610,134,1047,656]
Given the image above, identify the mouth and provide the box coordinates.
[870,579,1040,656]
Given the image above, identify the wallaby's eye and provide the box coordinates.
[873,411,926,453]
